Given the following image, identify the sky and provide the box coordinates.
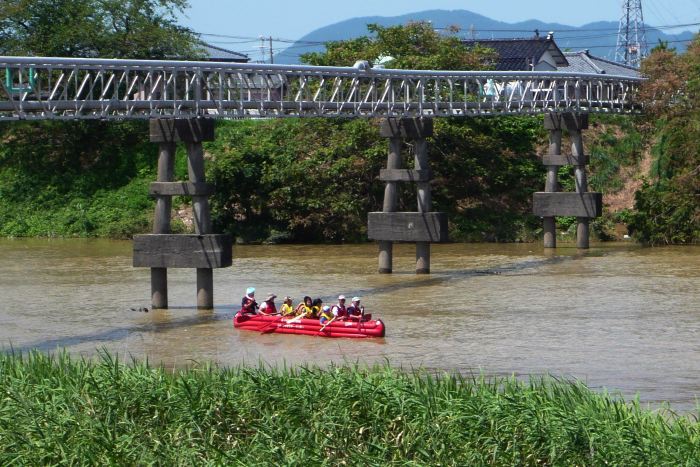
[180,0,700,61]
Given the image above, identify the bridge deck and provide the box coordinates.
[0,56,643,121]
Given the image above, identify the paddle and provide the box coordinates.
[286,313,307,324]
[260,316,282,334]
[319,316,336,333]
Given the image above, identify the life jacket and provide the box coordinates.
[332,304,347,318]
[280,303,295,316]
[347,305,363,317]
[294,302,314,318]
[311,306,321,319]
[319,308,334,322]
[260,301,277,314]
[241,295,257,314]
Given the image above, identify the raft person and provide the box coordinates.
[280,296,295,316]
[347,296,364,320]
[241,287,258,314]
[331,295,348,320]
[293,296,314,318]
[319,305,334,324]
[311,298,324,319]
[259,294,278,315]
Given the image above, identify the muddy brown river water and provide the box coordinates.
[1,239,698,411]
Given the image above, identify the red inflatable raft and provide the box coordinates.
[233,312,386,338]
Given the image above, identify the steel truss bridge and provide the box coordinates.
[0,56,643,121]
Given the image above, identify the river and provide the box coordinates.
[1,238,698,411]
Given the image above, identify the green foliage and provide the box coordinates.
[0,121,156,238]
[626,116,699,244]
[208,119,386,243]
[431,117,544,242]
[634,40,700,244]
[587,115,644,193]
[0,115,546,242]
[0,1,203,239]
[0,0,200,59]
[634,116,700,245]
[630,180,699,244]
[206,117,544,243]
[1,351,700,465]
[301,22,496,70]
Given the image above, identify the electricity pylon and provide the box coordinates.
[615,0,648,67]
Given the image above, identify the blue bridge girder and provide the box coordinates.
[0,56,644,121]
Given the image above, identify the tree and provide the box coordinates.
[630,36,700,244]
[0,0,200,59]
[301,22,496,71]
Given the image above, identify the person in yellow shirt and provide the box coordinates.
[280,296,295,316]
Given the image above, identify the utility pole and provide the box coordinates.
[615,0,648,67]
[259,36,265,64]
[269,36,274,64]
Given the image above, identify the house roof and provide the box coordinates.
[559,50,641,78]
[200,42,249,63]
[462,36,568,71]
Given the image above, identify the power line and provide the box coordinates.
[194,17,700,64]
[195,19,700,47]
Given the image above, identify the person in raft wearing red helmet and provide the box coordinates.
[331,295,348,320]
[241,287,258,314]
[259,293,278,315]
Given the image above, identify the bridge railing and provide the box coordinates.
[0,56,644,120]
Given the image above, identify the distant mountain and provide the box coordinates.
[275,9,697,64]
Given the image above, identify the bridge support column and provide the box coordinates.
[378,136,402,273]
[534,113,600,249]
[369,118,448,274]
[133,119,232,309]
[414,137,431,274]
[571,126,590,249]
[543,121,561,248]
[151,142,175,308]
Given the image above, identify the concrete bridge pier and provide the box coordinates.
[133,119,232,309]
[377,136,402,273]
[534,113,601,249]
[543,122,561,248]
[151,141,176,308]
[414,137,431,274]
[369,118,447,274]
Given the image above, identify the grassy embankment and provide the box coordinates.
[1,351,699,465]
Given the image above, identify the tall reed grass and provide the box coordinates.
[1,350,698,465]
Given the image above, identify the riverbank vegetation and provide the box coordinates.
[631,41,700,244]
[1,351,698,465]
[0,11,696,244]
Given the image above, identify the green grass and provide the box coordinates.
[1,351,699,465]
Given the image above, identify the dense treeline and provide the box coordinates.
[0,117,544,242]
[631,42,700,244]
[0,9,696,243]
[2,352,699,465]
[207,118,543,243]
